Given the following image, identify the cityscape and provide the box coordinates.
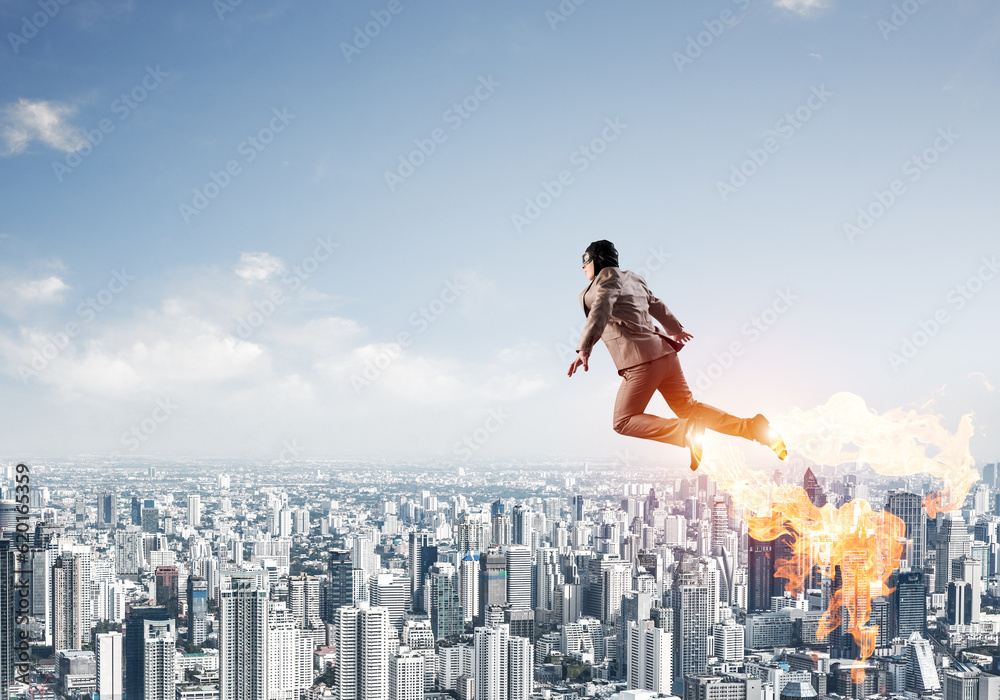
[2,454,999,700]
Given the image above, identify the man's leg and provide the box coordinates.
[612,355,689,447]
[655,353,752,439]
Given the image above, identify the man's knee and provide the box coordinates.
[613,415,632,436]
[671,400,697,419]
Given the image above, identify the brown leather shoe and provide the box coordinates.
[685,419,705,471]
[749,414,787,460]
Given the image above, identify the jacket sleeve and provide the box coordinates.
[576,268,622,356]
[647,286,684,336]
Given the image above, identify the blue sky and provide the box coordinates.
[1,0,998,465]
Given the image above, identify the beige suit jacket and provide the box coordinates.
[577,267,684,373]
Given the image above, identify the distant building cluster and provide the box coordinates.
[1,459,999,700]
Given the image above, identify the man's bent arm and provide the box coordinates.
[647,288,684,336]
[576,268,622,355]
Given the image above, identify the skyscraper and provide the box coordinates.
[288,574,322,629]
[935,513,972,593]
[154,566,179,619]
[427,562,463,641]
[459,553,479,624]
[220,571,268,700]
[477,550,507,627]
[508,634,533,700]
[803,468,827,507]
[370,573,410,634]
[504,546,532,611]
[474,623,509,700]
[95,632,123,700]
[886,491,927,571]
[672,579,709,679]
[268,605,313,700]
[187,495,201,528]
[187,576,208,645]
[408,531,436,614]
[98,491,117,529]
[894,570,927,639]
[327,549,358,621]
[142,619,175,700]
[747,535,774,612]
[627,619,671,693]
[335,602,391,700]
[124,605,168,700]
[52,554,83,651]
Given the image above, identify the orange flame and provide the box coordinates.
[745,487,905,682]
[773,392,977,517]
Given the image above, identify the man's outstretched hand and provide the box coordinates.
[675,331,694,345]
[567,350,589,377]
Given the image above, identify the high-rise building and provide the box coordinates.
[131,497,142,526]
[508,635,533,700]
[948,556,982,626]
[288,573,322,629]
[894,570,927,639]
[1,540,14,700]
[335,602,391,700]
[327,549,358,621]
[95,632,123,700]
[187,495,201,528]
[474,623,509,700]
[220,571,268,700]
[187,576,208,645]
[886,491,927,571]
[98,491,117,529]
[503,546,532,611]
[268,604,313,700]
[408,531,436,614]
[370,573,410,634]
[935,512,972,593]
[710,499,728,556]
[142,619,175,700]
[672,580,709,679]
[427,563,463,641]
[115,528,144,576]
[477,550,507,627]
[52,554,83,651]
[905,632,941,692]
[459,554,479,624]
[389,650,424,700]
[124,605,168,700]
[714,618,745,662]
[803,468,827,507]
[627,620,671,693]
[154,566,179,619]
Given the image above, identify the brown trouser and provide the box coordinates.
[612,353,752,447]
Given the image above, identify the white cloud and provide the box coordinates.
[0,273,70,317]
[774,0,830,16]
[1,99,86,155]
[235,252,286,282]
